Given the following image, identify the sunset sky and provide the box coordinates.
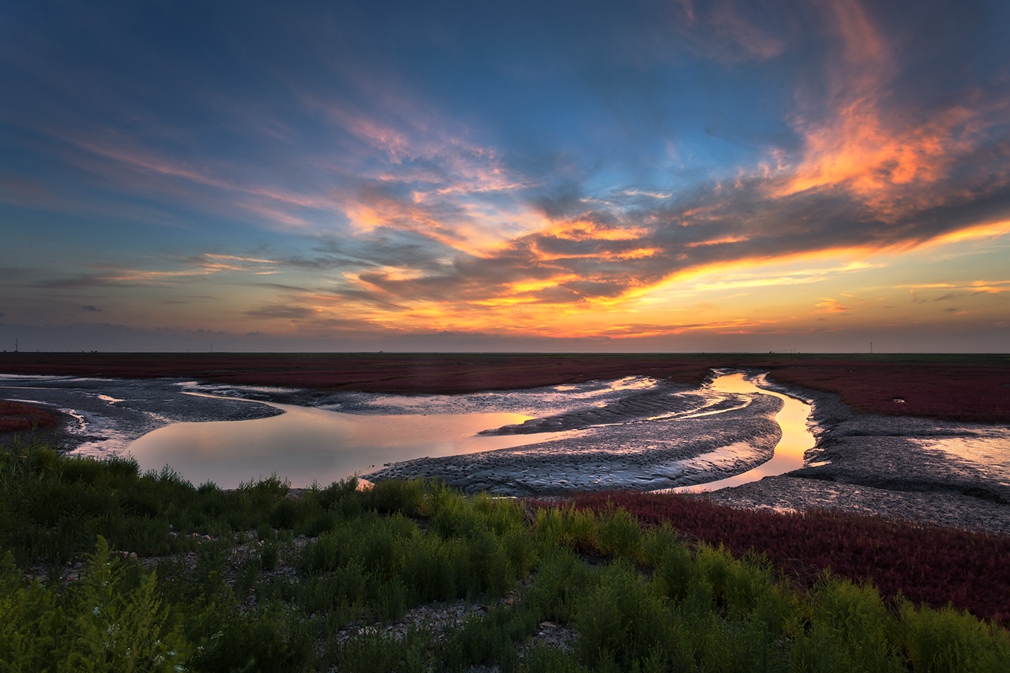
[1,0,1008,352]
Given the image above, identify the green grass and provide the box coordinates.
[2,441,1009,672]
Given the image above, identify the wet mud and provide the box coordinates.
[369,394,779,493]
[706,378,1010,533]
[0,376,281,454]
[366,380,783,495]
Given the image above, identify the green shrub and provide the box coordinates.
[897,600,1010,673]
[652,537,697,603]
[534,507,564,550]
[6,449,1010,673]
[522,549,592,624]
[365,478,426,516]
[399,535,462,603]
[430,495,486,539]
[0,536,190,673]
[191,604,313,673]
[559,506,598,551]
[464,528,513,598]
[596,507,643,561]
[575,560,669,668]
[334,626,437,673]
[502,527,538,580]
[788,576,900,673]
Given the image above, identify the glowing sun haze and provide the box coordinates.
[1,0,1008,352]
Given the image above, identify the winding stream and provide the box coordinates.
[669,372,815,492]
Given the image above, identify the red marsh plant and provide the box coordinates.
[566,491,1010,625]
[0,400,59,433]
[768,361,1010,423]
[0,352,723,392]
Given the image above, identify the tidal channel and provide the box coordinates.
[2,371,817,493]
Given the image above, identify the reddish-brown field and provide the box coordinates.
[570,491,1010,624]
[1,352,1008,422]
[0,353,723,392]
[0,400,60,433]
[769,359,1010,424]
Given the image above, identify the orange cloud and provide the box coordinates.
[546,220,649,242]
[814,298,849,314]
[926,220,1010,246]
[777,0,1008,220]
[684,235,749,248]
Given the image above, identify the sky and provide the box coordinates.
[1,0,1009,353]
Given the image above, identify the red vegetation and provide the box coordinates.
[768,359,1010,424]
[0,400,59,433]
[570,491,1010,624]
[0,353,723,393]
[1,353,1008,422]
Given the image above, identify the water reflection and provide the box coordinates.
[668,372,815,493]
[128,403,542,489]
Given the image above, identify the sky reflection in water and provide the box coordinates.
[126,372,815,491]
[128,404,539,489]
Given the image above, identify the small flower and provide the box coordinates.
[92,606,100,616]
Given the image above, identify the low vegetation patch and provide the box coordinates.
[2,442,1008,672]
[569,491,1010,625]
[767,357,1010,423]
[0,401,59,433]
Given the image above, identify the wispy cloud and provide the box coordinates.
[814,298,850,314]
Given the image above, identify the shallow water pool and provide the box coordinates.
[127,403,566,489]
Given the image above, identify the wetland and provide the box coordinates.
[2,353,1010,534]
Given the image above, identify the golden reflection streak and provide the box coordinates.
[670,373,815,493]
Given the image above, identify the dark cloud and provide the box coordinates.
[82,305,101,312]
[244,305,316,320]
[33,275,122,290]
